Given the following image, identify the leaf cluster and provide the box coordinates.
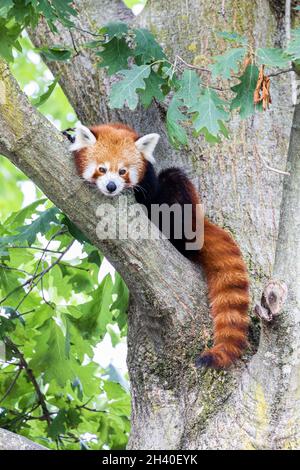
[0,197,130,449]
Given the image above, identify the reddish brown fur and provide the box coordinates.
[182,179,249,368]
[74,124,145,184]
[74,123,250,369]
[197,219,250,368]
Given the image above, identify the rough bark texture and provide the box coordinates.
[0,428,46,450]
[0,0,299,450]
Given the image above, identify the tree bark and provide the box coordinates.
[0,0,299,449]
[0,428,46,450]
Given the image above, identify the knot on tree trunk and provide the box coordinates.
[254,279,288,322]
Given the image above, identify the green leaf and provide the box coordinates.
[67,274,114,340]
[133,28,166,62]
[97,37,132,75]
[99,22,128,39]
[38,46,73,62]
[166,95,188,147]
[29,320,79,387]
[0,316,16,339]
[189,88,229,138]
[210,47,246,79]
[62,216,90,244]
[37,0,77,30]
[216,31,247,45]
[111,274,129,322]
[231,64,259,118]
[32,75,60,107]
[4,198,47,229]
[106,325,120,347]
[0,21,23,62]
[83,39,103,49]
[138,70,165,107]
[0,207,60,247]
[256,48,290,68]
[48,410,67,439]
[109,64,151,110]
[0,0,14,18]
[165,70,204,147]
[176,69,201,107]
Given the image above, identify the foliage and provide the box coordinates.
[1,3,300,147]
[0,34,130,450]
[85,22,300,147]
[0,0,77,62]
[0,197,130,450]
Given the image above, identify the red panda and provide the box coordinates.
[68,122,250,369]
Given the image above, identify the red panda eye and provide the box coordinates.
[119,169,127,176]
[99,166,107,174]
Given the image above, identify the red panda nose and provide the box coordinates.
[106,182,117,193]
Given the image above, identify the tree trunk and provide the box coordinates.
[0,0,299,449]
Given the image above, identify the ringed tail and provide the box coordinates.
[196,219,250,369]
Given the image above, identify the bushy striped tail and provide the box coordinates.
[196,219,250,369]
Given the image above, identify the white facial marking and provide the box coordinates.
[135,133,160,163]
[69,123,96,151]
[96,171,125,197]
[129,167,139,186]
[82,162,97,182]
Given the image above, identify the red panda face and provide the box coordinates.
[70,123,160,197]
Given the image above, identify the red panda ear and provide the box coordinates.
[135,133,160,164]
[69,123,96,151]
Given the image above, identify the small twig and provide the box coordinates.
[1,404,40,428]
[40,260,54,309]
[72,25,102,38]
[3,337,52,425]
[175,55,211,74]
[17,308,35,316]
[58,262,89,272]
[0,240,74,308]
[8,246,65,254]
[70,30,79,56]
[0,367,22,404]
[14,240,74,311]
[80,406,108,413]
[174,55,230,91]
[268,67,293,78]
[0,264,31,276]
[30,229,66,289]
[254,144,290,176]
[0,272,43,305]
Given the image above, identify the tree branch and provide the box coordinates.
[0,428,46,450]
[0,57,207,354]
